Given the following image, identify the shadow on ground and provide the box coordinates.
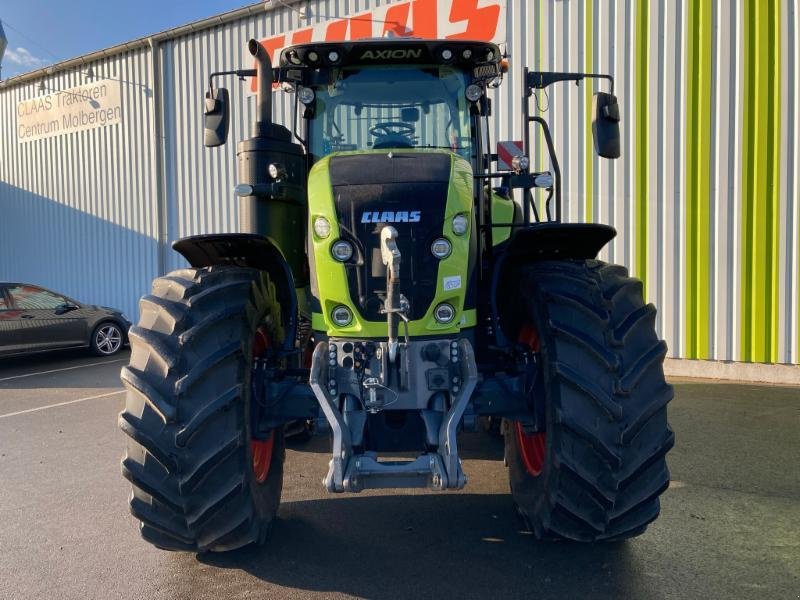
[191,494,646,600]
[0,349,129,389]
[286,427,506,461]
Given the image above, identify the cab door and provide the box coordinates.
[5,284,86,351]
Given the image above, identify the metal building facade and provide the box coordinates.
[0,0,797,365]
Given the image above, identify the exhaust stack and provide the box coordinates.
[247,38,273,137]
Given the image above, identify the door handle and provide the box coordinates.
[21,314,35,319]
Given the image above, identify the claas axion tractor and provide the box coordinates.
[120,36,674,552]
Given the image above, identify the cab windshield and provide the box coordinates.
[305,65,473,162]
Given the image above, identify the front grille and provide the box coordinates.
[329,153,451,321]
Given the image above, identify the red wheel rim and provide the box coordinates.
[516,323,547,477]
[251,435,275,483]
[251,325,274,483]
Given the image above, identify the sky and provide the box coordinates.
[0,0,255,79]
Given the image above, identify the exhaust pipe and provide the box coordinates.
[248,38,273,137]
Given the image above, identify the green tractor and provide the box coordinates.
[120,37,674,551]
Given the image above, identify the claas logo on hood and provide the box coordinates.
[361,210,421,224]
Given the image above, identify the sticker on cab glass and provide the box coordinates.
[443,276,462,291]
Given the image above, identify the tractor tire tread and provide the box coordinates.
[506,259,673,542]
[120,266,285,552]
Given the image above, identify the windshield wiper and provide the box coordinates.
[422,145,467,150]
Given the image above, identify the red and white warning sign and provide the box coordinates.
[496,140,524,171]
[253,0,506,92]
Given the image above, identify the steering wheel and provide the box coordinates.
[369,121,416,138]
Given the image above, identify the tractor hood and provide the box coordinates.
[329,152,451,321]
[308,150,476,337]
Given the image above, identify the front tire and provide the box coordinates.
[504,260,674,541]
[119,266,285,552]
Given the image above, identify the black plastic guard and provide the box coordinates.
[504,222,616,261]
[172,233,298,351]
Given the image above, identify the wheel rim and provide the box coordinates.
[516,323,547,477]
[95,324,122,354]
[250,325,274,483]
[251,436,275,484]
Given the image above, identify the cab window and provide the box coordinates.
[306,65,473,162]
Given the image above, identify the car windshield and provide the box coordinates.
[306,65,473,162]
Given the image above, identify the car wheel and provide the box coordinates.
[91,322,124,356]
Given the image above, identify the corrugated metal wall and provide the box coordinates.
[0,0,797,365]
[0,48,159,321]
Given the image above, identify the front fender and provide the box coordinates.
[503,222,616,262]
[172,233,298,351]
[490,222,616,348]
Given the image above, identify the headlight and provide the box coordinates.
[434,303,455,324]
[314,216,331,239]
[511,155,530,173]
[331,305,353,326]
[465,84,483,102]
[452,214,469,236]
[268,163,286,180]
[298,86,315,105]
[431,238,452,259]
[331,240,354,262]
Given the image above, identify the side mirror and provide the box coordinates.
[55,303,78,315]
[204,87,230,147]
[592,92,621,159]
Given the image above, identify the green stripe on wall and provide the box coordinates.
[741,0,781,363]
[635,0,648,294]
[584,0,594,223]
[684,0,712,359]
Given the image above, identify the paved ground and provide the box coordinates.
[0,350,798,600]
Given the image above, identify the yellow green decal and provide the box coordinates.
[684,0,712,359]
[584,0,595,224]
[741,0,781,363]
[635,0,649,295]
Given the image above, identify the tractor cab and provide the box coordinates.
[278,40,502,166]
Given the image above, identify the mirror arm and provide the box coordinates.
[207,69,258,95]
[527,71,614,95]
